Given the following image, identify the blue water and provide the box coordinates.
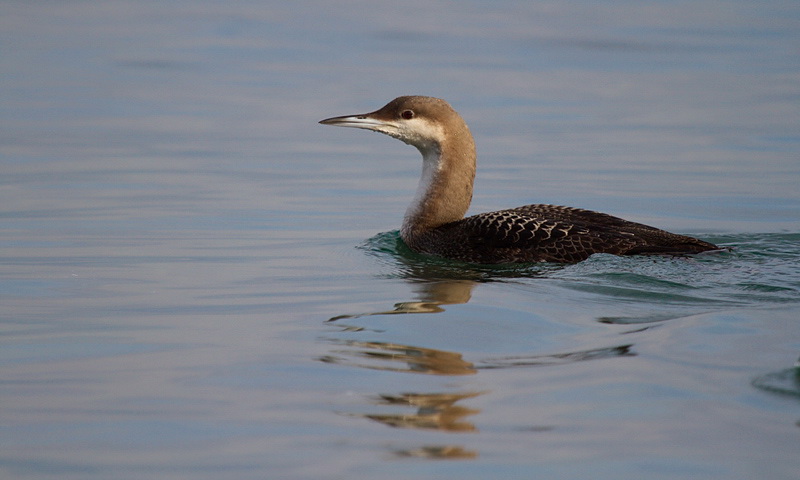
[2,1,799,479]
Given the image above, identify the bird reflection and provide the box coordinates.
[321,338,635,373]
[362,391,483,432]
[393,445,478,460]
[324,278,483,459]
[320,340,476,375]
[322,251,635,462]
[329,279,475,322]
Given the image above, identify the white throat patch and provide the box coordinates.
[404,148,442,223]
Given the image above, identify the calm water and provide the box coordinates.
[2,1,800,479]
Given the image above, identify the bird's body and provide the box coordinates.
[320,96,718,264]
[402,204,717,264]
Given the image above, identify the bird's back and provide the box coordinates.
[403,204,718,264]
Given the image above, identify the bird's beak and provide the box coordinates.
[319,113,392,132]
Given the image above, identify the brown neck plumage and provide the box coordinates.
[401,117,476,239]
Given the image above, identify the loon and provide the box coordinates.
[320,96,718,264]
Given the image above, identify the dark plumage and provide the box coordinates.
[320,96,718,264]
[410,205,718,263]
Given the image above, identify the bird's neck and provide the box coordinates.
[401,133,476,240]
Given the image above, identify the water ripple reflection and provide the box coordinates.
[320,340,476,376]
[361,391,483,432]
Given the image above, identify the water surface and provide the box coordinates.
[2,1,799,479]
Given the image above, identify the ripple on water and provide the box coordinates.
[361,231,800,309]
[752,367,800,399]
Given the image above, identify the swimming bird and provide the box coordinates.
[320,96,718,264]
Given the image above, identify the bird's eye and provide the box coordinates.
[401,110,414,120]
